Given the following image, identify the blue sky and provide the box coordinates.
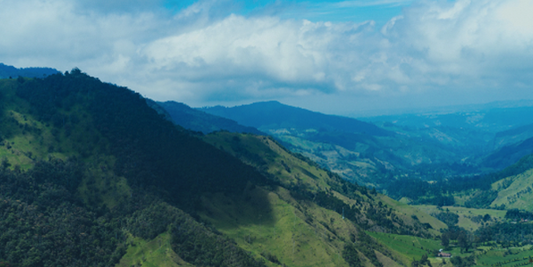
[174,0,412,24]
[1,0,532,116]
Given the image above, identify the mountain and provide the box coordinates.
[157,101,263,135]
[481,137,533,170]
[201,101,486,187]
[0,71,446,267]
[451,153,533,211]
[491,123,533,149]
[0,63,59,79]
[366,106,533,169]
[2,70,532,267]
[201,101,392,136]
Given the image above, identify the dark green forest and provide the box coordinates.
[0,71,275,266]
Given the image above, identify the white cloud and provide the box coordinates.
[0,0,532,113]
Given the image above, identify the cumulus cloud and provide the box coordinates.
[1,0,532,112]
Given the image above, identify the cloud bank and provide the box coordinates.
[1,0,532,113]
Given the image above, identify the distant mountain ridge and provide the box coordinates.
[158,101,263,135]
[200,101,392,136]
[492,123,533,149]
[200,101,493,186]
[483,137,533,170]
[0,63,59,78]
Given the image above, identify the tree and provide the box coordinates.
[457,231,472,253]
[441,234,450,248]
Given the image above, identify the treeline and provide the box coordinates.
[505,209,533,221]
[475,222,533,245]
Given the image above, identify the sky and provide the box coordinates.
[1,0,532,116]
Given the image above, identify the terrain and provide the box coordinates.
[2,65,533,267]
[0,69,446,267]
[199,102,507,187]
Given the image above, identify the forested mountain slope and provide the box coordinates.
[0,72,271,266]
[0,71,442,267]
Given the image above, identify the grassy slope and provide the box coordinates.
[200,188,354,267]
[378,196,447,235]
[202,133,362,266]
[414,205,506,231]
[117,232,193,267]
[367,232,442,265]
[274,134,377,182]
[202,131,449,266]
[490,169,533,211]
[476,245,533,267]
[369,233,533,267]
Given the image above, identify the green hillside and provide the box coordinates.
[490,167,533,210]
[0,74,271,266]
[201,131,453,265]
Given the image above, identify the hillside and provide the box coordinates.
[367,106,533,171]
[0,71,446,267]
[491,123,533,149]
[201,131,446,266]
[482,137,533,170]
[157,101,262,134]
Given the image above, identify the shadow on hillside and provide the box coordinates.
[200,183,276,229]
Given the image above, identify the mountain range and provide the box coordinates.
[0,69,445,267]
[2,65,533,266]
